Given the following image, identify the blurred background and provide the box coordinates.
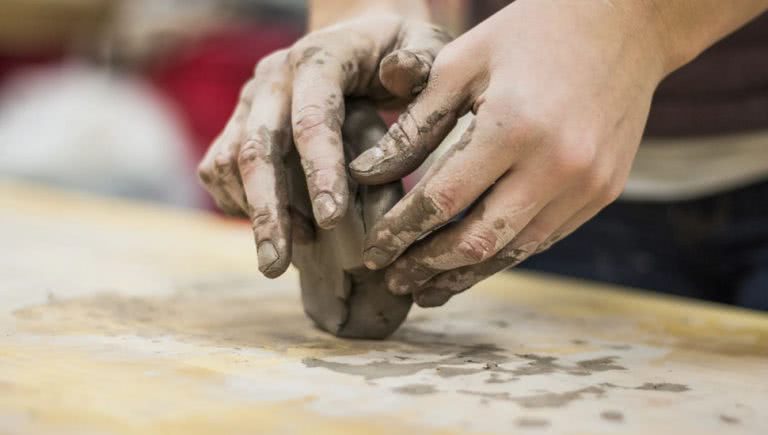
[0,0,310,208]
[0,0,477,209]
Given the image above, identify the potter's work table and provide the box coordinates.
[1,181,767,435]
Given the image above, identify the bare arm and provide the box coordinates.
[648,0,768,74]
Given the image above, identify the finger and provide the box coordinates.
[412,186,613,308]
[290,46,349,229]
[239,52,293,278]
[540,202,608,252]
[362,113,517,270]
[378,23,452,98]
[198,81,255,215]
[503,190,594,260]
[349,60,472,185]
[412,241,534,308]
[384,164,558,295]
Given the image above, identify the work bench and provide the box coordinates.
[1,181,766,434]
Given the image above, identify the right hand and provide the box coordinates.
[197,14,451,278]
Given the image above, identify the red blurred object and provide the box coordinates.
[0,51,62,85]
[150,23,301,162]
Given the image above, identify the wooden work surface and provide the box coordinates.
[1,181,767,435]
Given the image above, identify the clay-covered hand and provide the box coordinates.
[350,0,673,306]
[196,14,451,278]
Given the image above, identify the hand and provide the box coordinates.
[350,0,671,306]
[197,14,450,278]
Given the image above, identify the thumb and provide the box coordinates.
[379,22,452,99]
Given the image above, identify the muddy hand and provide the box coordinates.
[351,1,673,306]
[197,14,451,278]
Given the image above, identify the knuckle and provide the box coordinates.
[551,142,598,176]
[196,162,214,185]
[238,79,256,104]
[293,106,330,143]
[248,205,276,229]
[213,152,236,178]
[457,229,498,263]
[300,156,345,180]
[289,40,330,70]
[505,110,549,145]
[387,119,416,152]
[254,50,288,77]
[422,186,460,221]
[238,139,271,168]
[601,181,624,205]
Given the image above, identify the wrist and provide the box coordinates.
[308,0,430,31]
[637,0,768,77]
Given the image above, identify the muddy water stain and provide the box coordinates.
[601,410,624,422]
[485,373,515,384]
[512,354,626,377]
[515,417,550,428]
[577,357,627,373]
[459,386,606,409]
[303,351,627,381]
[436,367,480,378]
[635,382,689,392]
[302,343,510,380]
[392,384,438,395]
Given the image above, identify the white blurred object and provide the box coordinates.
[0,63,202,207]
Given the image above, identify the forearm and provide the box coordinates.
[644,0,768,74]
[308,0,430,30]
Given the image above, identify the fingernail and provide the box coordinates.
[350,147,386,174]
[363,246,392,270]
[313,193,338,226]
[415,288,451,308]
[257,241,279,274]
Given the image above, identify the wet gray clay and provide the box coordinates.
[288,100,412,339]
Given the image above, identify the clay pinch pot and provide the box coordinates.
[287,99,412,339]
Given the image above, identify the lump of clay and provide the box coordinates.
[288,100,412,339]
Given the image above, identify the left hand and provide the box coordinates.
[349,0,672,307]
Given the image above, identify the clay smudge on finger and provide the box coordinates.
[361,119,477,270]
[350,107,455,183]
[413,240,535,307]
[294,93,348,228]
[385,198,514,296]
[241,125,293,277]
[362,186,449,269]
[294,46,325,68]
[379,49,433,97]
